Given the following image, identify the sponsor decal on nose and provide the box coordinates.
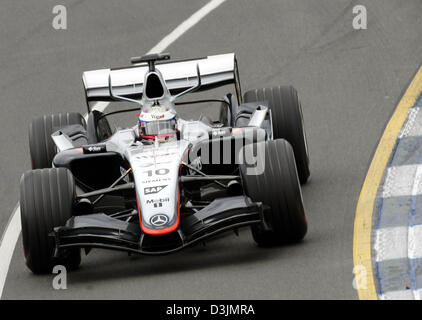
[144,185,168,195]
[150,214,169,227]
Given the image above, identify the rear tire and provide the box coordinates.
[29,112,86,169]
[240,139,307,245]
[244,86,310,184]
[20,168,81,274]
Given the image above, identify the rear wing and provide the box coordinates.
[82,53,241,112]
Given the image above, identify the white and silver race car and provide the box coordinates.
[20,53,310,273]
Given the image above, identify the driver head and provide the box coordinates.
[138,104,177,143]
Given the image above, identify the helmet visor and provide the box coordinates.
[139,119,177,136]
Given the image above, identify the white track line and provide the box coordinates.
[0,206,21,298]
[0,0,226,299]
[88,0,227,119]
[146,0,226,55]
[88,101,110,118]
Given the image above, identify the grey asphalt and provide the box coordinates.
[1,0,421,299]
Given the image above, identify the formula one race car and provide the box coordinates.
[20,53,310,273]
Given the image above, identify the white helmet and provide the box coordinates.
[138,104,177,143]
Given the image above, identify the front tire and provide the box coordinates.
[20,168,81,274]
[244,86,310,184]
[240,139,307,245]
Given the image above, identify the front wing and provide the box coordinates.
[53,196,270,255]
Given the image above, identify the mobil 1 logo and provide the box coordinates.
[146,198,170,208]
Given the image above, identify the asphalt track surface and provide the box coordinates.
[0,0,421,299]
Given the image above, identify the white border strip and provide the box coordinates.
[0,0,226,299]
[374,226,408,262]
[380,289,414,300]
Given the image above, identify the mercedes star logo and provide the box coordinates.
[150,214,169,227]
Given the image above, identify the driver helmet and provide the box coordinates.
[138,105,177,143]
